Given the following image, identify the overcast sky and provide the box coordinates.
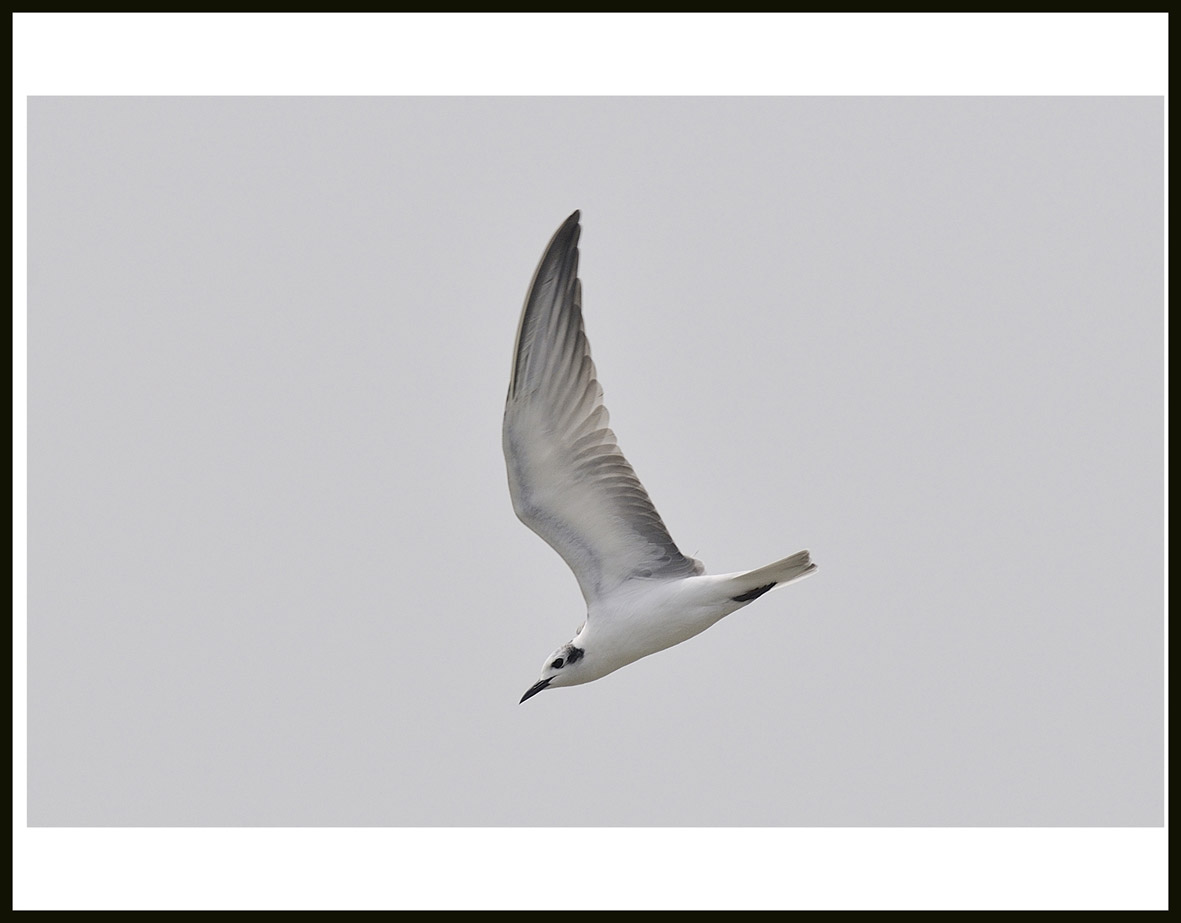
[28,96,1163,825]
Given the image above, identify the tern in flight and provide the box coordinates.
[506,211,817,703]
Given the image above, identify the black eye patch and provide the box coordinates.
[551,658,564,669]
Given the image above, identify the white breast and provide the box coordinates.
[582,575,744,679]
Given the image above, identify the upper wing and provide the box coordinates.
[502,211,703,605]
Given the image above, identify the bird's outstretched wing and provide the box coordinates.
[503,211,703,605]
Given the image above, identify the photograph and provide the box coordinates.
[15,12,1167,912]
[27,94,1163,828]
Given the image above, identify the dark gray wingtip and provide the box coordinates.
[546,211,580,252]
[507,213,584,399]
[549,210,581,251]
[533,211,581,281]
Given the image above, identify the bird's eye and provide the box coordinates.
[551,658,564,669]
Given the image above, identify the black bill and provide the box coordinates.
[519,678,552,703]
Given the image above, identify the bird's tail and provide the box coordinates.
[725,550,817,604]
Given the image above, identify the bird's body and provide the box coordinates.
[568,556,818,685]
[505,211,816,702]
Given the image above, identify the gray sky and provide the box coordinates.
[28,96,1163,825]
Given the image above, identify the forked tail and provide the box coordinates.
[726,549,817,603]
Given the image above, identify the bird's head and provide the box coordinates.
[519,640,589,703]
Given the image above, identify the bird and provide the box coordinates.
[505,211,817,703]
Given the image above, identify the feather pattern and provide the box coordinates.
[503,211,703,605]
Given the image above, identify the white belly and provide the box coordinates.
[578,575,745,681]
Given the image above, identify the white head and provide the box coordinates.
[519,639,591,703]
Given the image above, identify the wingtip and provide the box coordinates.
[546,210,581,254]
